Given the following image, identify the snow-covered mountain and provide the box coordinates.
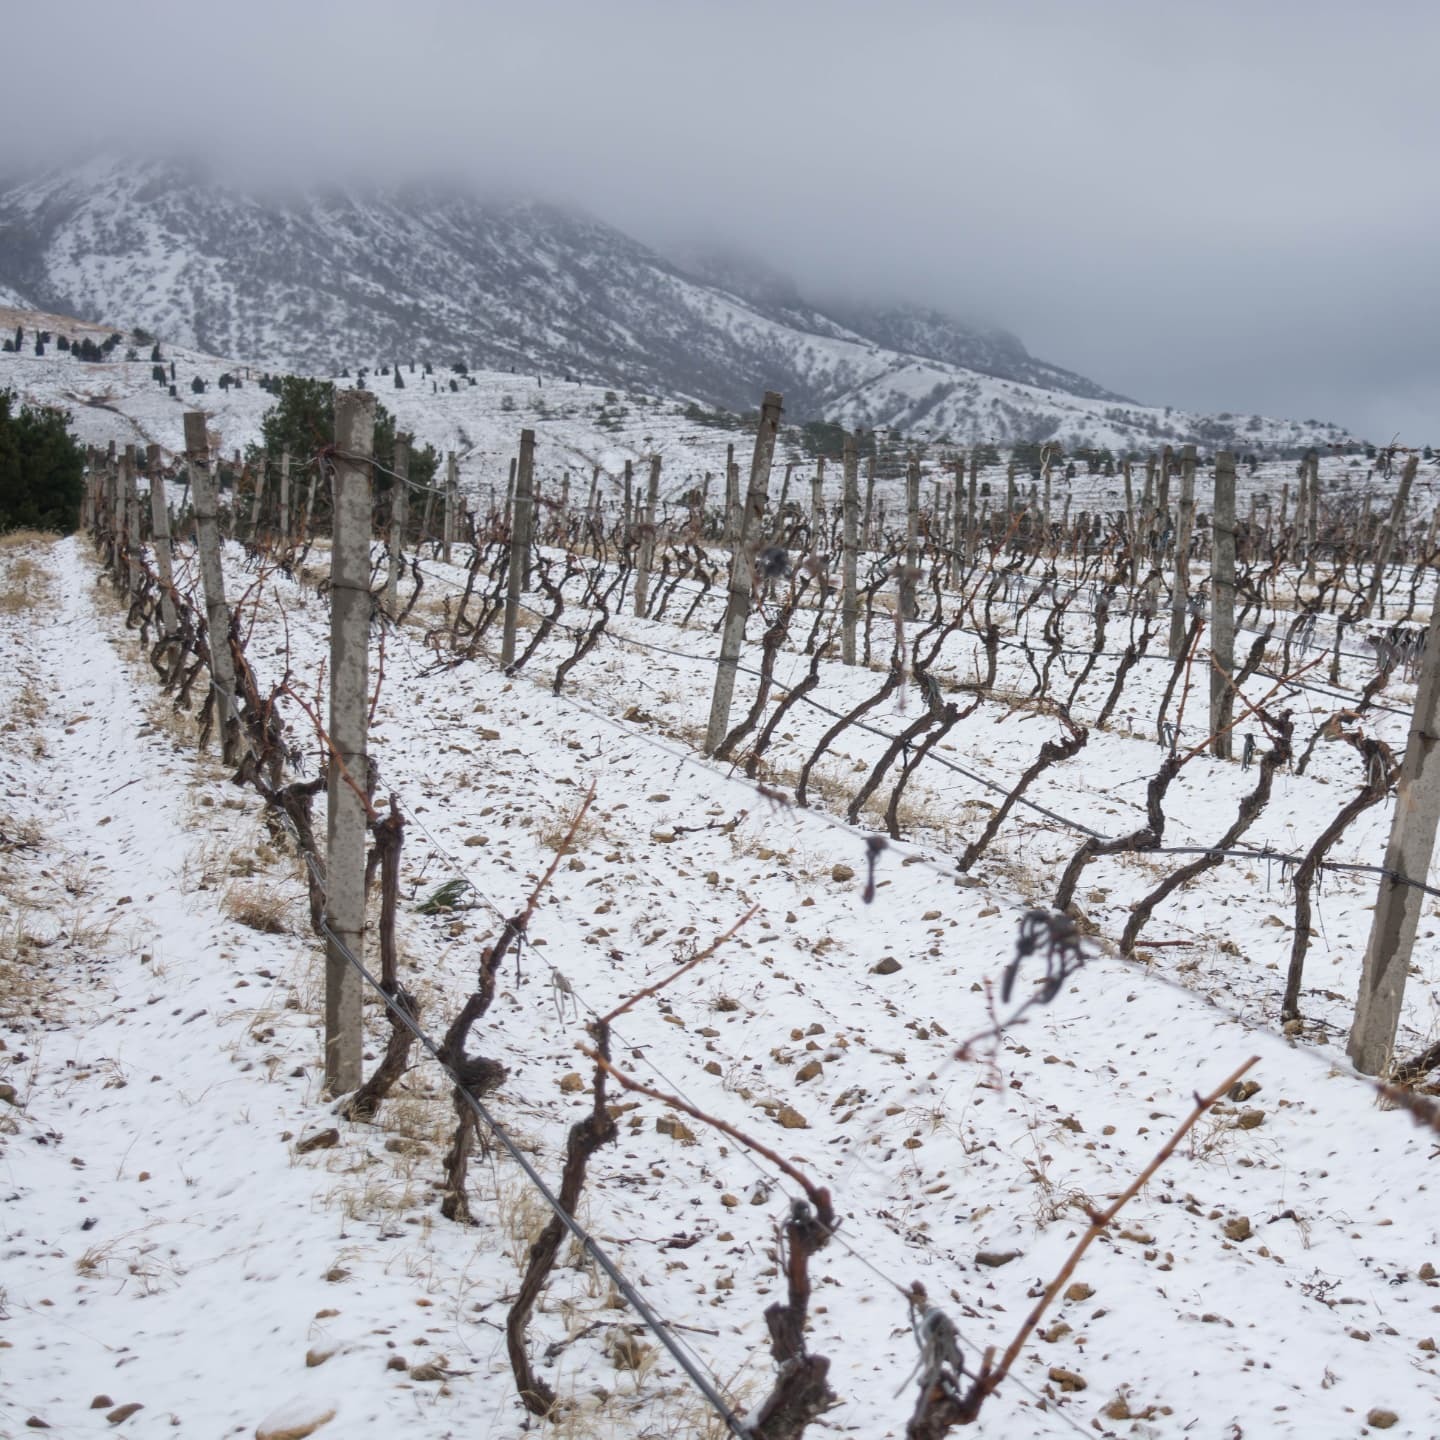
[0,157,1354,452]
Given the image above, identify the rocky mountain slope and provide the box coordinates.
[0,158,1353,452]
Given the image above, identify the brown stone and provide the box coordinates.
[296,1128,340,1154]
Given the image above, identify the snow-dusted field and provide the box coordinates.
[3,497,1440,1440]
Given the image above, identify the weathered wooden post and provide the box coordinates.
[120,445,143,598]
[841,432,859,666]
[1209,451,1238,758]
[501,429,536,668]
[705,391,783,755]
[810,457,825,551]
[146,443,178,635]
[863,453,877,547]
[622,459,634,541]
[901,454,921,621]
[185,413,243,765]
[1168,444,1197,659]
[1348,578,1440,1074]
[1364,455,1418,619]
[324,390,375,1096]
[633,453,662,617]
[384,433,410,619]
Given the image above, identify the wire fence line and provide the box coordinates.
[105,500,1436,1438]
[201,679,753,1437]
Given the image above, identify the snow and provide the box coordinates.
[4,495,1440,1439]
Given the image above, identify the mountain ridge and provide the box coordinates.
[0,157,1353,452]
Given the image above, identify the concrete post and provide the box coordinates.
[1364,455,1418,620]
[901,454,920,621]
[723,444,739,546]
[1209,451,1238,759]
[279,450,291,548]
[249,455,266,540]
[1348,577,1440,1074]
[442,451,457,565]
[385,434,410,619]
[1169,444,1197,659]
[324,389,375,1096]
[841,433,859,666]
[705,392,783,754]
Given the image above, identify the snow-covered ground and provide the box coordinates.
[3,513,1440,1439]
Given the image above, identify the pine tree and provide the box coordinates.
[0,389,85,531]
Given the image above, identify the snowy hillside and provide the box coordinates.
[0,302,1364,515]
[0,158,1355,453]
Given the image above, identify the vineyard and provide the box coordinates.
[4,393,1440,1438]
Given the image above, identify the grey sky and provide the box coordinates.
[6,0,1436,441]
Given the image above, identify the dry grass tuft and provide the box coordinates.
[221,880,294,934]
[0,535,59,613]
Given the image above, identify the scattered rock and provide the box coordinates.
[655,1115,697,1144]
[296,1128,340,1154]
[775,1105,808,1130]
[976,1250,1022,1268]
[24,1420,50,1431]
[1234,1110,1265,1129]
[1367,1409,1398,1430]
[253,1398,337,1436]
[704,1061,722,1076]
[871,957,902,975]
[90,1397,114,1410]
[558,1072,584,1094]
[0,1082,17,1105]
[795,1060,822,1083]
[721,1193,740,1208]
[1229,1079,1261,1102]
[386,1355,408,1372]
[409,1362,447,1382]
[106,1405,143,1425]
[1223,1216,1253,1242]
[305,1345,337,1368]
[1048,1367,1086,1392]
[831,863,855,883]
[1420,1262,1437,1281]
[1063,1283,1094,1302]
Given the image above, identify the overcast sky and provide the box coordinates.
[5,0,1436,441]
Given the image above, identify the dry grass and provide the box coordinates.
[221,879,295,934]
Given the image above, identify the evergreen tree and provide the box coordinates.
[253,376,437,498]
[0,390,85,532]
[13,325,21,350]
[151,342,162,363]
